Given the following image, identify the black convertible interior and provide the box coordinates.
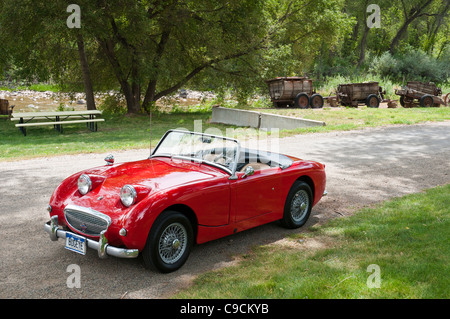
[202,147,293,172]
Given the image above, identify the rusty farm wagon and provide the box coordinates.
[395,81,448,108]
[336,82,385,108]
[266,77,324,108]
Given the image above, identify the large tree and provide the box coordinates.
[0,0,350,113]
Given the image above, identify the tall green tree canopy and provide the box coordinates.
[0,0,350,113]
[0,0,448,113]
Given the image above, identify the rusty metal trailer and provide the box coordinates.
[395,81,448,107]
[336,82,385,108]
[266,77,324,108]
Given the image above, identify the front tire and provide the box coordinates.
[142,211,193,273]
[294,93,310,109]
[366,94,380,108]
[280,181,313,229]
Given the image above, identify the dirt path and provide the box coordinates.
[0,121,449,298]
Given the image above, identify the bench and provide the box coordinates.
[10,115,91,121]
[12,110,104,136]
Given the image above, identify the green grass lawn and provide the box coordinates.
[0,83,61,92]
[0,112,234,161]
[174,184,450,299]
[1,105,449,161]
[259,106,450,135]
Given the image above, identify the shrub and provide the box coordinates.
[98,93,127,115]
[369,50,449,84]
[369,52,399,79]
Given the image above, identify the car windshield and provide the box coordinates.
[151,130,240,174]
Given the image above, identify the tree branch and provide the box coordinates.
[142,28,172,109]
[110,18,137,52]
[153,48,265,101]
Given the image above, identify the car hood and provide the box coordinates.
[64,157,224,212]
[85,157,221,192]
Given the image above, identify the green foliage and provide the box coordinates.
[98,94,127,116]
[0,0,351,112]
[369,50,450,84]
[0,83,61,92]
[0,0,448,108]
[175,184,450,299]
[311,0,449,85]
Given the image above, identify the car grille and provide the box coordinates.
[64,205,111,237]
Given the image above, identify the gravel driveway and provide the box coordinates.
[1,121,449,298]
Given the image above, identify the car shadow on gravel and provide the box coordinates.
[22,209,324,299]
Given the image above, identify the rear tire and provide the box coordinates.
[280,181,313,229]
[310,94,324,108]
[142,210,193,273]
[419,95,434,107]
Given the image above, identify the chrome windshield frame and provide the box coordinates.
[149,129,241,179]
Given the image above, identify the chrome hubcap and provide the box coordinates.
[172,239,180,250]
[158,222,187,264]
[291,190,309,222]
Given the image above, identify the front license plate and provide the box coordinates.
[65,232,87,255]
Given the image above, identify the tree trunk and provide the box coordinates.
[128,58,141,114]
[142,80,157,113]
[76,33,96,110]
[389,17,415,54]
[97,37,141,113]
[358,25,370,67]
[142,29,171,113]
[357,0,370,67]
[121,79,141,114]
[389,0,434,54]
[425,1,449,53]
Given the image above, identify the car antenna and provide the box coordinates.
[149,102,152,156]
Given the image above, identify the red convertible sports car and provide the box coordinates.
[44,130,327,272]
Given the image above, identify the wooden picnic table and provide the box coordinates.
[11,110,104,136]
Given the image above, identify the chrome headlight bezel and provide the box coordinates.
[77,174,92,195]
[120,185,137,207]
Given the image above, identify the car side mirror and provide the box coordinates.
[242,166,255,179]
[105,154,114,166]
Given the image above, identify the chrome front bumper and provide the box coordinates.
[44,216,139,259]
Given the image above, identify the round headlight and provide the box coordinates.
[120,185,137,207]
[77,174,92,195]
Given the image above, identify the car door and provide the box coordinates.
[230,166,282,223]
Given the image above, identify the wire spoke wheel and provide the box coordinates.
[143,211,193,273]
[281,181,312,229]
[290,190,310,223]
[158,222,188,264]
